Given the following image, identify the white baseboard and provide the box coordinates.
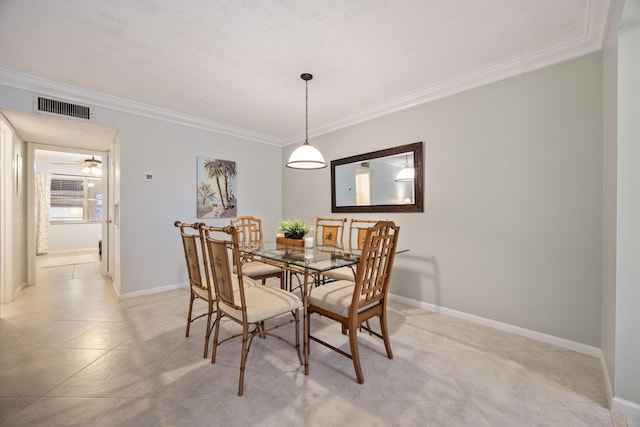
[389,293,601,357]
[118,282,188,300]
[612,397,640,422]
[387,293,640,418]
[109,278,120,298]
[13,281,29,299]
[600,355,614,407]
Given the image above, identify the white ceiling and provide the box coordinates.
[0,0,620,149]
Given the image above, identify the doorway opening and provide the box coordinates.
[32,148,106,282]
[29,145,110,285]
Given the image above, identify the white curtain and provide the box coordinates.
[35,172,51,255]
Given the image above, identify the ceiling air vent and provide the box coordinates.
[36,96,91,120]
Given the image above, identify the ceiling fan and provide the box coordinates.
[52,155,102,176]
[80,156,102,175]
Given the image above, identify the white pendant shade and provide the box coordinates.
[286,143,327,169]
[395,166,414,182]
[395,154,414,181]
[286,73,327,170]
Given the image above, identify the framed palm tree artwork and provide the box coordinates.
[196,156,237,218]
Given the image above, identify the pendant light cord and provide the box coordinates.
[305,78,309,145]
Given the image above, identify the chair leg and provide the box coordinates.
[380,311,393,360]
[238,325,250,396]
[294,309,302,364]
[211,311,222,364]
[186,292,195,337]
[203,301,213,358]
[348,319,364,384]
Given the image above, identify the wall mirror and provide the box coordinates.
[331,141,423,213]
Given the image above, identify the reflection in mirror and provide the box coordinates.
[331,142,423,213]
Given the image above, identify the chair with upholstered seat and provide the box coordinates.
[308,220,399,384]
[201,224,303,396]
[287,217,347,292]
[322,218,380,282]
[174,220,215,358]
[231,216,286,289]
[314,217,347,247]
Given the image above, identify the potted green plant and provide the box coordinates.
[277,218,311,247]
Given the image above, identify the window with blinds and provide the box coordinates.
[50,177,102,222]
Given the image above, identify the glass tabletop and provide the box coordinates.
[240,243,358,272]
[241,242,407,273]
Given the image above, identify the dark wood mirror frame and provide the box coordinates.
[331,141,423,213]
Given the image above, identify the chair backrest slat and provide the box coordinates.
[353,221,399,311]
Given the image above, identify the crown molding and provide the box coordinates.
[284,0,611,146]
[1,1,610,149]
[0,69,281,147]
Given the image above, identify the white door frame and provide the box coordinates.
[0,119,15,307]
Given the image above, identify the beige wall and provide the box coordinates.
[283,52,604,347]
[0,84,284,298]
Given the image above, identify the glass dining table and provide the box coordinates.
[240,241,406,376]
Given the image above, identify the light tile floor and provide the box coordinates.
[0,252,637,426]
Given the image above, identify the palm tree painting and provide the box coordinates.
[197,156,237,218]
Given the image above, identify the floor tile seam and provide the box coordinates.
[48,319,109,344]
[70,268,98,280]
[39,348,117,398]
[489,349,577,371]
[474,399,613,425]
[56,344,121,351]
[290,397,387,402]
[467,396,583,404]
[92,396,127,427]
[379,396,479,403]
[492,349,597,394]
[0,396,45,427]
[0,393,42,399]
[558,400,613,423]
[467,398,509,426]
[369,359,392,407]
[446,372,475,406]
[44,386,148,400]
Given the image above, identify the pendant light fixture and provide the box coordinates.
[394,154,414,182]
[286,73,327,170]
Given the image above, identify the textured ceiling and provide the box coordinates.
[0,0,614,147]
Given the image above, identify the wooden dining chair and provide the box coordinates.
[322,218,380,282]
[231,216,286,289]
[285,216,347,292]
[308,220,399,384]
[201,224,303,396]
[174,220,215,358]
[315,217,347,247]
